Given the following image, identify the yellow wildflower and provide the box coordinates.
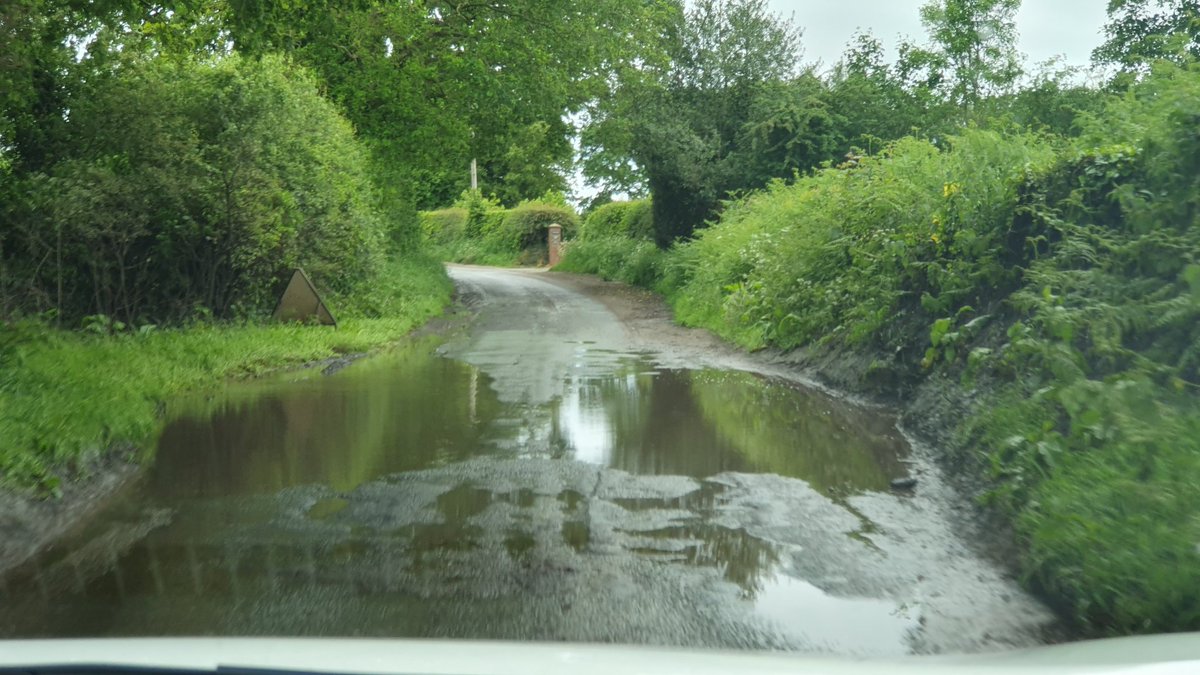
[943,182,961,198]
[931,233,941,244]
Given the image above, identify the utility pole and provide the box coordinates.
[470,157,478,192]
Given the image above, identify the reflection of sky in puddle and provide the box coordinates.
[753,573,919,656]
[555,372,628,466]
[534,349,908,495]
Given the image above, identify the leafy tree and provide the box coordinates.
[585,0,816,246]
[990,58,1108,135]
[491,121,571,208]
[0,0,148,174]
[1094,0,1200,71]
[201,0,677,211]
[827,32,938,155]
[899,0,1024,107]
[735,76,840,183]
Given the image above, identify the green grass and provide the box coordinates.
[0,254,452,493]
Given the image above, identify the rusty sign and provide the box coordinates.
[272,268,337,327]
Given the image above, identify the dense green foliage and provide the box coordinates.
[900,0,1023,107]
[1094,0,1199,71]
[963,65,1200,634]
[583,0,817,245]
[200,0,675,212]
[2,56,384,325]
[577,0,1076,247]
[556,237,667,289]
[559,63,1200,636]
[579,200,655,241]
[0,255,451,491]
[421,195,578,266]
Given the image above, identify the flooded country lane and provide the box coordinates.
[0,265,1060,655]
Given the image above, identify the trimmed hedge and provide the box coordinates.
[421,199,578,265]
[581,199,654,241]
[419,208,468,245]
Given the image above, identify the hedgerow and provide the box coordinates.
[421,192,578,266]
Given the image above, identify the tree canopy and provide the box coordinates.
[1095,0,1200,71]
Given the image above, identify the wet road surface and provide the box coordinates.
[0,265,1059,655]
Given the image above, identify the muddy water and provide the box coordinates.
[0,267,1057,654]
[147,345,907,499]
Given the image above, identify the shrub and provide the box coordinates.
[1,54,384,325]
[668,130,1057,350]
[653,63,1200,636]
[420,208,468,245]
[484,201,578,257]
[958,64,1200,634]
[581,199,654,241]
[556,236,666,288]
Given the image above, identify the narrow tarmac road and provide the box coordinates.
[0,265,1059,655]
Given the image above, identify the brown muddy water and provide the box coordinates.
[0,266,1058,655]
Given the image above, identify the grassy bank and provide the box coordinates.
[558,64,1200,636]
[0,255,452,493]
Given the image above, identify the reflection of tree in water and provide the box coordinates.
[153,343,506,497]
[544,363,906,489]
[686,370,909,495]
[550,365,751,477]
[626,522,781,598]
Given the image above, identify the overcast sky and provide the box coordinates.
[769,0,1111,72]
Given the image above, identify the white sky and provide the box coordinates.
[768,0,1110,72]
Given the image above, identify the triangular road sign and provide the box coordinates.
[271,269,337,327]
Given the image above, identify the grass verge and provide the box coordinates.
[0,254,452,493]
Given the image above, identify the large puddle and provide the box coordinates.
[0,336,919,653]
[150,339,908,499]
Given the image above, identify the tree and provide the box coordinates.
[199,0,677,212]
[1094,0,1200,71]
[899,0,1024,107]
[827,32,935,155]
[584,0,816,246]
[993,58,1108,135]
[492,121,571,208]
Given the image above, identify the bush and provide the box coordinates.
[420,195,576,266]
[642,63,1200,637]
[669,130,1057,350]
[1,54,385,325]
[958,64,1200,634]
[581,199,654,241]
[419,208,468,245]
[556,236,666,288]
[488,201,578,253]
